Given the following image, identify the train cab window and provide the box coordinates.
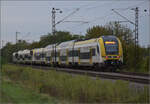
[103,36,119,55]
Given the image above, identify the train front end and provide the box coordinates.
[99,36,123,67]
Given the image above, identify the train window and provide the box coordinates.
[60,56,67,61]
[69,51,72,57]
[68,50,79,57]
[15,53,18,58]
[80,52,90,59]
[68,51,72,57]
[97,45,99,54]
[28,56,31,60]
[56,52,59,57]
[41,53,46,58]
[25,54,28,58]
[74,50,79,56]
[46,57,51,61]
[91,48,96,56]
[20,55,23,59]
[35,53,40,60]
[30,51,33,55]
[51,52,54,57]
[51,51,58,57]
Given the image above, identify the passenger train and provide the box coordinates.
[13,35,123,71]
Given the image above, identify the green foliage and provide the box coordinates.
[1,80,58,104]
[85,21,149,73]
[1,22,149,73]
[39,31,83,47]
[1,41,29,63]
[2,64,149,103]
[1,31,83,63]
[86,25,112,38]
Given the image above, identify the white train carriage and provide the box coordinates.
[45,44,55,65]
[74,38,101,66]
[17,50,24,64]
[57,40,75,65]
[13,35,123,70]
[12,52,18,63]
[32,48,46,65]
[22,49,32,64]
[56,35,123,68]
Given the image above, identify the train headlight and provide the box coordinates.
[117,56,120,58]
[105,56,108,59]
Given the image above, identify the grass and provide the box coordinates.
[0,78,59,104]
[1,64,149,103]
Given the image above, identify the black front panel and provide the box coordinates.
[102,36,119,55]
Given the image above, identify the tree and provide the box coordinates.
[86,25,112,38]
[85,21,149,72]
[39,31,84,47]
[1,40,29,63]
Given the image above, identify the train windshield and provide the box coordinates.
[102,36,119,55]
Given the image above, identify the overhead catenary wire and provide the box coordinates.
[55,8,80,25]
[112,1,147,11]
[111,9,135,25]
[65,12,114,31]
[55,1,98,25]
[62,1,146,33]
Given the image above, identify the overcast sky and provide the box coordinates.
[1,0,150,47]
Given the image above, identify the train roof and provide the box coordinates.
[45,44,55,49]
[75,38,98,45]
[33,48,44,53]
[58,40,75,48]
[101,35,117,39]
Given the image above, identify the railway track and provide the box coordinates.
[9,63,150,85]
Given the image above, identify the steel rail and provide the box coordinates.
[8,63,150,85]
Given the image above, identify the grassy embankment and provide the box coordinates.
[1,64,149,103]
[0,80,58,104]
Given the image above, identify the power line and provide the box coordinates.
[65,12,113,31]
[112,9,135,25]
[84,1,115,10]
[55,8,79,25]
[63,21,89,23]
[89,12,113,23]
[112,1,147,11]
